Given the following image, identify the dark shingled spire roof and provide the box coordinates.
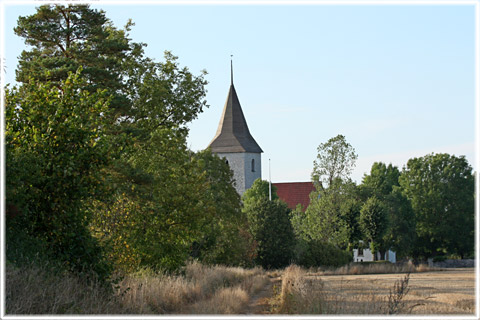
[208,65,263,153]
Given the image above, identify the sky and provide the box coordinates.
[1,1,477,184]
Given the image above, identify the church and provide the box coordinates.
[207,62,262,196]
[207,63,314,210]
[207,65,397,263]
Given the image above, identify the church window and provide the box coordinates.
[225,160,229,165]
[358,248,364,256]
[251,159,255,172]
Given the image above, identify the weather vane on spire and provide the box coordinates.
[230,54,234,85]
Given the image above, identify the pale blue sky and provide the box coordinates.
[2,1,477,183]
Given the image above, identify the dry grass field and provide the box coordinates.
[304,268,475,315]
[6,261,475,316]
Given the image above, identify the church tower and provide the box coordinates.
[208,61,263,196]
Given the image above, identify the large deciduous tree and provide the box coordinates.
[292,135,360,255]
[399,153,474,259]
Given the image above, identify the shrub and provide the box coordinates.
[295,239,351,268]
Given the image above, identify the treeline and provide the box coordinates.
[290,135,475,266]
[5,5,474,284]
[240,138,475,270]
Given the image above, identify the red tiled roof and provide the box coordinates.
[273,182,315,211]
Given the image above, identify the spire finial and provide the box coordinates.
[230,54,233,85]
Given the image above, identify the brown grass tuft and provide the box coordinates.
[276,265,329,314]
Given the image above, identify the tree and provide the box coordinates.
[14,4,135,113]
[190,150,253,267]
[292,178,358,249]
[290,179,356,267]
[5,70,112,278]
[359,196,388,261]
[12,4,210,273]
[359,162,415,259]
[90,128,211,272]
[359,162,400,201]
[242,178,278,208]
[312,134,358,188]
[399,153,474,259]
[340,198,363,251]
[14,4,208,126]
[243,179,295,269]
[383,187,416,258]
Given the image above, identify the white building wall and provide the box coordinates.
[353,248,374,262]
[353,248,396,263]
[216,152,261,196]
[244,152,262,192]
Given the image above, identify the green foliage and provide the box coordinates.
[90,129,208,272]
[294,239,351,268]
[5,71,112,278]
[359,162,400,201]
[243,184,295,269]
[399,153,474,258]
[339,198,363,250]
[85,50,208,273]
[312,134,358,188]
[126,51,208,132]
[5,220,55,268]
[359,196,388,260]
[14,4,134,113]
[242,178,278,208]
[360,162,415,259]
[190,150,253,267]
[292,179,358,249]
[382,187,416,258]
[432,255,447,262]
[11,4,210,275]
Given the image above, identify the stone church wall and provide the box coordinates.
[217,152,261,196]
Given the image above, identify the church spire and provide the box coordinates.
[207,62,263,154]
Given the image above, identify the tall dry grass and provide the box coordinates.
[276,265,330,314]
[5,263,118,314]
[118,261,269,314]
[5,261,269,315]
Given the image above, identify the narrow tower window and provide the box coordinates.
[251,159,255,172]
